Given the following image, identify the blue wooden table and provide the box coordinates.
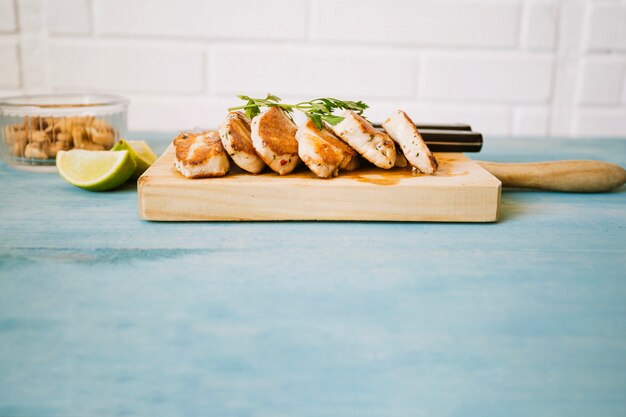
[1,135,625,417]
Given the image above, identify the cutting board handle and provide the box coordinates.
[477,160,626,192]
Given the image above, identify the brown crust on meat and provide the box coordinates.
[224,112,255,153]
[312,138,343,168]
[426,152,439,171]
[257,107,298,155]
[173,130,226,166]
[304,119,357,157]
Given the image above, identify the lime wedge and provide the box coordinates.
[112,139,157,178]
[56,150,137,191]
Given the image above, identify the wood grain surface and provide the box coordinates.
[138,146,501,222]
[478,159,626,192]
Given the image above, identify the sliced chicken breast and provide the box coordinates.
[382,110,438,174]
[250,107,300,175]
[218,111,265,174]
[295,118,360,178]
[173,130,230,178]
[329,110,396,169]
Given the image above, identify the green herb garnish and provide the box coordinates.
[228,94,369,130]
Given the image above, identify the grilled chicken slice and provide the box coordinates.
[382,110,438,174]
[250,107,300,175]
[329,110,396,169]
[218,111,265,174]
[295,118,360,178]
[173,130,230,178]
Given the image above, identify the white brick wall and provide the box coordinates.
[0,40,20,88]
[48,0,91,35]
[578,56,625,105]
[419,52,554,103]
[0,0,625,137]
[513,106,551,136]
[520,1,559,50]
[585,2,626,52]
[310,1,520,48]
[0,0,17,32]
[47,40,205,93]
[211,45,417,99]
[93,0,307,40]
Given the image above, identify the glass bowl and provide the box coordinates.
[0,94,128,172]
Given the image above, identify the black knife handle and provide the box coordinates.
[420,130,483,153]
[416,123,472,131]
[373,123,472,131]
[373,124,483,152]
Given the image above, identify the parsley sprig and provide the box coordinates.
[228,94,369,130]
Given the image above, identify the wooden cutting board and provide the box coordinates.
[138,145,501,222]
